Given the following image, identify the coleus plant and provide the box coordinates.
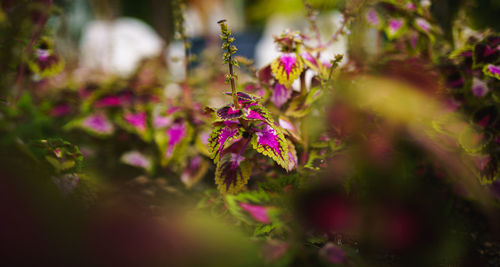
[441,33,500,183]
[208,20,296,194]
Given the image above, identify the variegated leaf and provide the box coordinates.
[483,64,500,80]
[215,153,251,194]
[251,123,289,170]
[216,105,243,121]
[208,121,243,164]
[242,102,273,123]
[384,18,406,40]
[65,113,114,137]
[271,53,304,89]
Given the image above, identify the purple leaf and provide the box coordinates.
[257,65,273,84]
[472,78,489,97]
[270,83,292,108]
[29,48,64,77]
[474,43,500,64]
[215,153,251,194]
[217,105,243,120]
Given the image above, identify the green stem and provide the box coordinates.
[228,55,240,109]
[300,71,306,96]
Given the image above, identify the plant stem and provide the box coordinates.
[323,12,348,49]
[300,71,306,96]
[228,60,240,109]
[182,36,193,109]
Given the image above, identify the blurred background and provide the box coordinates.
[1,0,500,266]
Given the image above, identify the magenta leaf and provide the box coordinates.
[251,123,289,169]
[385,18,406,40]
[239,203,271,224]
[208,121,243,164]
[365,8,381,27]
[95,95,122,108]
[166,121,187,158]
[124,112,147,133]
[483,64,500,80]
[80,113,114,136]
[270,83,292,108]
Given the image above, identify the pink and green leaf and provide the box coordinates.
[271,53,304,89]
[242,103,273,123]
[251,123,289,170]
[483,64,500,80]
[208,121,243,164]
[155,121,192,165]
[384,18,406,40]
[65,113,114,137]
